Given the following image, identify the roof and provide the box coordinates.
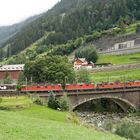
[79,58,86,62]
[75,58,87,62]
[0,64,25,71]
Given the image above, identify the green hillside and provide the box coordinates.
[90,68,140,83]
[0,97,126,140]
[0,15,40,47]
[1,21,140,65]
[98,53,140,65]
[0,0,140,61]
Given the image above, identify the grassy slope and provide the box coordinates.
[125,21,140,35]
[0,97,125,140]
[0,96,32,108]
[89,68,140,83]
[97,53,140,65]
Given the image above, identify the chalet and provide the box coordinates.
[74,58,94,70]
[0,64,25,81]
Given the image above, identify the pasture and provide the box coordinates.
[97,53,140,65]
[89,68,140,83]
[0,96,126,140]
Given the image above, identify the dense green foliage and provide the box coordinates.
[59,94,71,111]
[0,0,140,60]
[48,93,71,111]
[75,46,98,63]
[115,121,140,140]
[24,56,75,87]
[48,93,60,110]
[0,15,39,48]
[2,21,139,65]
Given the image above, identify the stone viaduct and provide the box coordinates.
[39,88,140,112]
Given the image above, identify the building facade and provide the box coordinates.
[108,40,135,51]
[0,64,25,81]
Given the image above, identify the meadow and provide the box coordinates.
[89,68,140,83]
[97,53,140,65]
[0,96,126,140]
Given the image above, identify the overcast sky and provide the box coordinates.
[0,0,60,26]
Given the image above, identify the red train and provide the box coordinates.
[20,81,140,93]
[0,81,139,93]
[20,83,95,93]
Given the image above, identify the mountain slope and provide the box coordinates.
[0,0,140,60]
[0,15,41,48]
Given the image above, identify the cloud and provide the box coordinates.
[0,0,59,26]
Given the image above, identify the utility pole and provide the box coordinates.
[26,77,28,92]
[30,77,33,85]
[123,74,126,89]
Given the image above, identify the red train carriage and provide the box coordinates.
[126,81,140,88]
[21,84,63,93]
[66,83,95,92]
[96,82,125,90]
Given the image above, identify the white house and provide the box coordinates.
[74,58,94,70]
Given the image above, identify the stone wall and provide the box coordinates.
[94,33,140,51]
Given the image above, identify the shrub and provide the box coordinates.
[115,121,140,140]
[16,85,22,91]
[48,93,60,109]
[33,96,45,105]
[59,93,71,111]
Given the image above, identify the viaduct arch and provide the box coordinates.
[38,88,140,112]
[72,96,136,112]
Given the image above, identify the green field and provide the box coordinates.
[0,96,32,109]
[90,68,140,83]
[97,53,140,65]
[0,97,125,140]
